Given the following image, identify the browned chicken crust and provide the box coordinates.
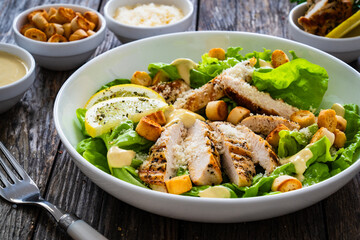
[241,115,300,136]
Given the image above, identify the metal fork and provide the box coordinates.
[0,141,107,240]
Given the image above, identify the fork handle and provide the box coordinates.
[59,214,107,240]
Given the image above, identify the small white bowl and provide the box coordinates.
[104,0,194,43]
[13,4,106,71]
[288,3,360,63]
[0,43,35,113]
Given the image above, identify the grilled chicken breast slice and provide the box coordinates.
[241,115,300,136]
[210,122,256,187]
[139,122,186,192]
[173,61,254,112]
[173,77,225,112]
[235,124,279,174]
[222,75,298,119]
[150,80,191,104]
[185,120,222,186]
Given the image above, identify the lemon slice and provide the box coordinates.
[326,10,360,38]
[85,97,168,138]
[84,84,165,109]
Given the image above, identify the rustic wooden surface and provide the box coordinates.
[0,0,359,239]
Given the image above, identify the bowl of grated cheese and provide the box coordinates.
[104,0,194,43]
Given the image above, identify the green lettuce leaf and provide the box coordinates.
[148,63,181,80]
[277,124,318,158]
[76,138,110,173]
[331,104,360,174]
[252,58,328,110]
[303,163,330,186]
[76,108,89,137]
[100,120,153,151]
[113,167,149,189]
[189,69,212,88]
[223,163,296,198]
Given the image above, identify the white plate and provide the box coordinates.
[54,31,360,223]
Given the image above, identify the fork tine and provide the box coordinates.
[0,158,11,187]
[0,142,28,180]
[0,153,20,184]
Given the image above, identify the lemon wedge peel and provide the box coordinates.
[85,97,168,138]
[84,84,165,109]
[326,10,360,38]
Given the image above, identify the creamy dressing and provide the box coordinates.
[0,51,27,87]
[199,186,231,198]
[171,58,198,85]
[165,108,205,128]
[280,148,313,181]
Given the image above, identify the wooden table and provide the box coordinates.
[1,1,359,239]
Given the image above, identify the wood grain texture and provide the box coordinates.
[0,0,359,239]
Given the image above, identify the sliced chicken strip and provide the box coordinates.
[150,80,190,104]
[139,122,186,192]
[173,77,225,112]
[173,60,254,112]
[185,120,222,186]
[210,122,256,187]
[241,115,300,136]
[222,74,298,119]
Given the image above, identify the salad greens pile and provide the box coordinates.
[75,46,360,198]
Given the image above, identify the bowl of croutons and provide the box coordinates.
[12,4,106,71]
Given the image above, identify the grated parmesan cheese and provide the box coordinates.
[113,3,184,27]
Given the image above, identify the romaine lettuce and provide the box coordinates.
[76,108,88,137]
[76,138,110,173]
[223,163,296,198]
[252,58,328,110]
[330,104,360,175]
[277,124,318,158]
[100,120,153,151]
[148,62,181,80]
[303,163,331,186]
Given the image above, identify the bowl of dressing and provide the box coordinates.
[104,0,194,43]
[0,43,35,113]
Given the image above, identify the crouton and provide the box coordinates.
[208,48,226,60]
[310,127,335,145]
[271,49,289,68]
[290,110,316,128]
[317,109,337,132]
[266,124,290,148]
[145,111,167,125]
[131,71,152,86]
[271,175,302,192]
[334,129,346,148]
[226,106,250,125]
[135,117,163,141]
[206,100,228,121]
[336,115,347,132]
[165,175,192,195]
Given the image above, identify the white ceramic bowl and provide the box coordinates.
[0,43,35,114]
[54,31,360,223]
[104,0,194,43]
[13,4,106,71]
[288,3,360,63]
